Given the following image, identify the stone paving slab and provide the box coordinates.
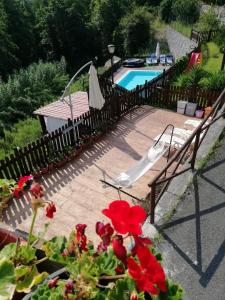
[2,106,194,243]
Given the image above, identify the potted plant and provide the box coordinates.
[0,179,16,216]
[54,151,67,168]
[195,106,204,119]
[27,200,184,300]
[0,182,57,300]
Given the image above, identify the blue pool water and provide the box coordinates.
[116,70,163,91]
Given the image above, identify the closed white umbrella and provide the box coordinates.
[89,64,105,110]
[156,42,160,59]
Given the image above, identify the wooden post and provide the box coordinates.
[191,129,201,170]
[38,115,47,134]
[68,118,75,146]
[150,184,156,224]
[221,49,225,71]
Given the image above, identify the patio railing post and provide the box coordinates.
[150,183,156,224]
[191,128,201,170]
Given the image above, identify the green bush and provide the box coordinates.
[0,118,42,159]
[0,58,68,129]
[172,0,200,24]
[159,0,173,23]
[200,71,225,90]
[175,66,209,87]
[196,8,219,32]
[115,6,151,56]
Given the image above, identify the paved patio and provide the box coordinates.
[3,105,195,243]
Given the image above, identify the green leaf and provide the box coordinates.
[17,245,36,264]
[0,258,16,300]
[16,265,48,294]
[0,244,16,260]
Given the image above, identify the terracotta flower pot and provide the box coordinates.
[0,228,18,250]
[32,170,42,180]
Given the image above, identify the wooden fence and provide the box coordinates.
[190,29,217,44]
[0,89,143,180]
[137,85,221,110]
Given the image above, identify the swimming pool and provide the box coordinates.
[116,70,163,91]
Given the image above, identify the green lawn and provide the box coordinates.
[170,21,192,38]
[202,42,223,73]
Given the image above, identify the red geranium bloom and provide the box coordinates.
[131,235,153,256]
[96,221,114,248]
[112,235,127,265]
[130,291,138,300]
[48,276,59,288]
[46,202,56,218]
[128,246,167,295]
[13,175,33,198]
[102,200,146,235]
[76,224,88,252]
[30,183,44,198]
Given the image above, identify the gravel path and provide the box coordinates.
[158,134,225,300]
[166,27,198,59]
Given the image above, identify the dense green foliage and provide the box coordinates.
[175,65,225,90]
[0,58,68,129]
[115,6,151,56]
[0,118,41,159]
[160,0,199,24]
[196,8,220,31]
[202,42,223,73]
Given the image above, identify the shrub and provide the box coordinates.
[0,118,41,159]
[172,0,200,24]
[115,6,151,56]
[159,0,173,23]
[200,71,225,91]
[196,8,220,32]
[0,58,68,128]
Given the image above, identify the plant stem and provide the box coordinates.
[99,274,125,280]
[35,256,48,265]
[27,208,38,247]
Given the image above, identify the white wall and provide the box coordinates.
[45,116,68,133]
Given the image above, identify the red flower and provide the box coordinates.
[130,291,138,300]
[127,246,167,295]
[30,183,44,198]
[46,202,56,218]
[102,200,146,235]
[115,265,124,274]
[13,175,33,198]
[131,235,153,256]
[112,235,127,265]
[76,224,88,252]
[48,276,59,288]
[96,221,114,248]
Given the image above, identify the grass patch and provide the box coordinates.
[202,42,223,73]
[0,118,42,159]
[170,21,192,38]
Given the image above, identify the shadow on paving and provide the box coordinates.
[2,106,156,228]
[157,142,225,299]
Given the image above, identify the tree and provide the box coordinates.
[115,6,151,56]
[196,8,220,32]
[172,0,200,24]
[159,0,173,23]
[2,0,39,68]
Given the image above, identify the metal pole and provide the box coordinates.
[69,93,76,145]
[111,55,114,84]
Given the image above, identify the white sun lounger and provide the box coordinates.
[154,134,186,148]
[184,119,209,128]
[113,141,167,188]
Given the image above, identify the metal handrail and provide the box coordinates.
[148,88,225,223]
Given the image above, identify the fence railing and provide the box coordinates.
[190,29,217,43]
[0,88,143,180]
[137,85,221,110]
[148,88,225,224]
